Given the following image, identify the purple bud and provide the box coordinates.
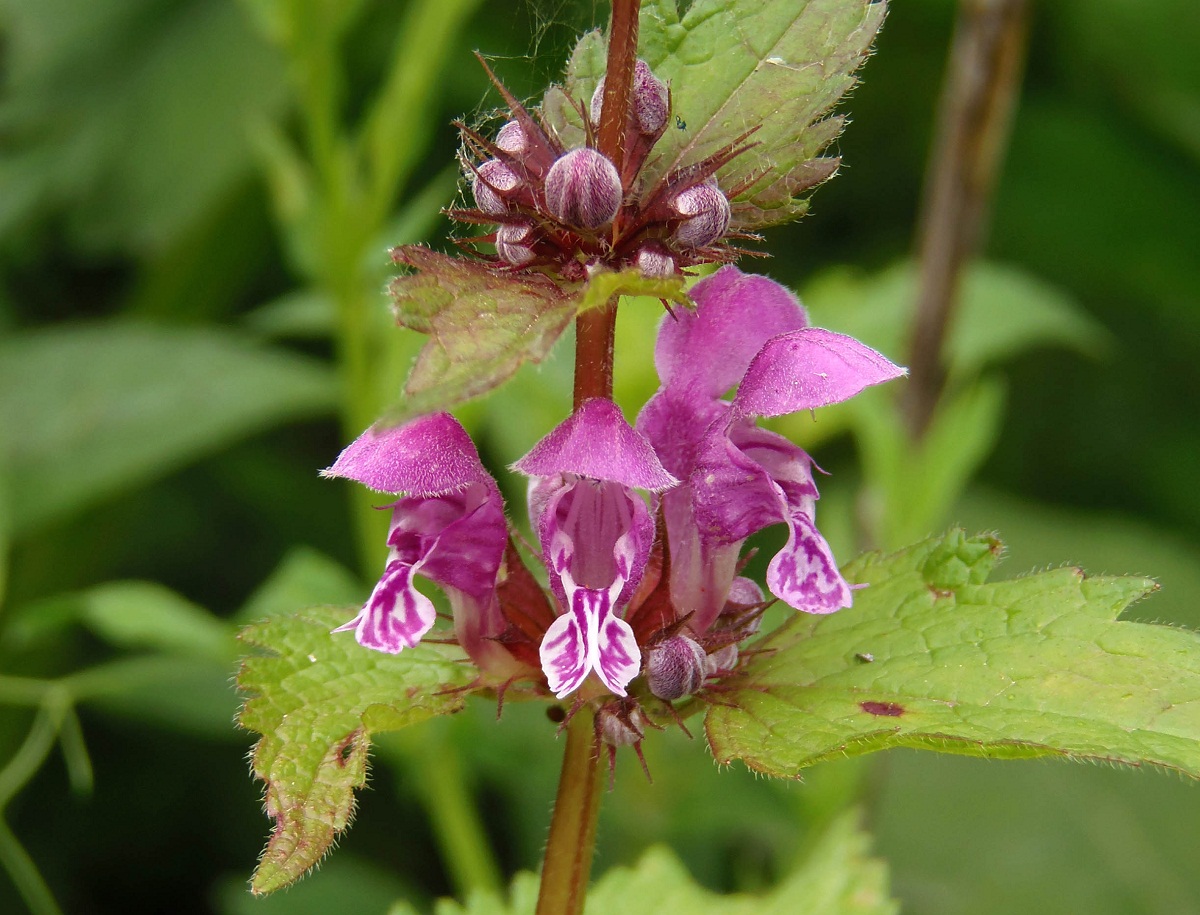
[589,60,669,136]
[671,180,731,249]
[472,159,520,216]
[495,120,527,154]
[631,60,669,134]
[544,148,622,229]
[645,635,708,701]
[635,243,675,279]
[496,222,536,266]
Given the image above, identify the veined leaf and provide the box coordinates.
[707,530,1200,777]
[405,808,894,915]
[385,248,686,422]
[543,0,886,229]
[238,607,479,894]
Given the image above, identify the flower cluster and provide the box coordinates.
[453,59,749,280]
[325,267,904,736]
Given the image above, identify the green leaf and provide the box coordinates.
[707,530,1200,778]
[385,249,686,422]
[5,581,234,662]
[545,0,886,229]
[0,324,337,536]
[421,808,894,915]
[237,607,478,894]
[0,0,288,251]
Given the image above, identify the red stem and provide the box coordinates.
[538,5,642,913]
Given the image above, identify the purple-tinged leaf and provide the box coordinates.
[387,246,575,422]
[385,250,688,422]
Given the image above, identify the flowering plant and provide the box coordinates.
[231,2,1200,913]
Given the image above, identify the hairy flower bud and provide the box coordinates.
[495,120,528,154]
[596,699,649,747]
[496,222,536,266]
[634,243,675,279]
[671,179,731,249]
[544,148,622,229]
[590,60,669,136]
[646,634,708,701]
[472,159,521,216]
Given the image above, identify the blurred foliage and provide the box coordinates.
[0,0,1198,912]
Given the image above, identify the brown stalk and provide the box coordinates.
[904,0,1030,437]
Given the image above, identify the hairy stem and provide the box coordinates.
[536,708,604,915]
[596,0,641,175]
[574,301,619,407]
[904,0,1029,436]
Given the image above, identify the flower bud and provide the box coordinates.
[705,644,738,676]
[544,148,622,229]
[596,699,649,747]
[645,635,708,701]
[671,179,731,249]
[589,60,669,136]
[495,120,528,154]
[634,243,675,279]
[472,159,521,216]
[496,222,536,266]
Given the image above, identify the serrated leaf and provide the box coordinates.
[237,607,479,894]
[707,530,1200,778]
[424,808,894,915]
[0,324,337,536]
[386,250,687,422]
[544,0,886,229]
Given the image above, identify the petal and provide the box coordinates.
[333,560,437,652]
[691,422,852,615]
[513,398,677,491]
[766,512,852,614]
[405,483,507,600]
[733,328,906,419]
[654,266,808,399]
[322,413,494,496]
[636,389,728,481]
[691,423,812,546]
[661,485,743,633]
[540,604,590,699]
[537,478,654,608]
[594,604,640,696]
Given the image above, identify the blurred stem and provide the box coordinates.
[536,708,603,915]
[0,821,62,915]
[0,703,67,915]
[409,727,503,897]
[904,0,1029,437]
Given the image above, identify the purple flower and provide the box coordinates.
[322,414,515,674]
[514,399,677,698]
[638,266,905,632]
